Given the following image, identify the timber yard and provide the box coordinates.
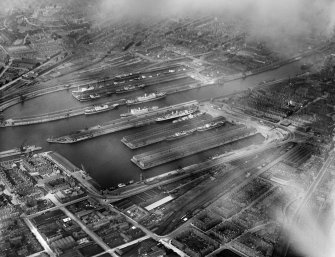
[2,1,335,257]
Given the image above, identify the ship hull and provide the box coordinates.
[84,105,117,115]
[120,112,147,117]
[126,94,166,105]
[72,93,92,101]
[166,131,194,141]
[116,88,137,94]
[116,85,145,94]
[197,122,225,132]
[120,107,158,117]
[47,134,93,144]
[85,109,108,115]
[155,108,197,122]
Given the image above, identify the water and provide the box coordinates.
[214,249,242,257]
[0,61,303,187]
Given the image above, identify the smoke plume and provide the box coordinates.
[92,0,335,55]
[277,182,335,257]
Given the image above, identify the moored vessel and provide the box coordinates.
[197,120,225,132]
[166,128,196,141]
[120,106,159,117]
[116,84,145,94]
[84,103,118,115]
[172,111,204,123]
[155,107,198,122]
[126,92,166,105]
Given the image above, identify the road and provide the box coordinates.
[24,195,89,219]
[104,140,291,200]
[274,151,335,257]
[154,143,298,236]
[110,205,190,257]
[47,194,114,255]
[0,44,8,55]
[0,58,12,78]
[0,52,69,92]
[20,140,296,257]
[23,217,56,257]
[60,205,112,252]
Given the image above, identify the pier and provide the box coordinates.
[70,70,191,101]
[121,116,226,149]
[47,100,199,144]
[1,99,126,127]
[131,125,258,169]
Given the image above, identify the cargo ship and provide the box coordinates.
[155,107,198,122]
[116,84,146,94]
[197,120,225,132]
[172,111,204,123]
[0,145,42,158]
[166,128,196,141]
[126,92,166,105]
[120,106,159,117]
[47,133,94,144]
[84,103,119,115]
[73,91,113,101]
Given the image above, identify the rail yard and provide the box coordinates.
[1,3,335,257]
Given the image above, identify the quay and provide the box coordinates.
[0,145,42,159]
[121,115,226,149]
[71,73,190,101]
[0,99,126,127]
[47,100,199,144]
[131,125,258,169]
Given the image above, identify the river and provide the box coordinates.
[0,61,303,188]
